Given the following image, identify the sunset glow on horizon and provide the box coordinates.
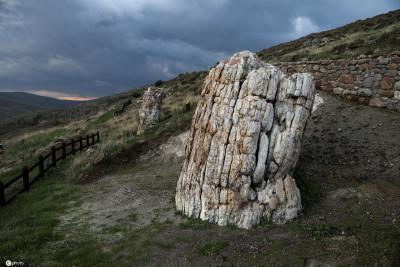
[57,96,97,101]
[31,90,97,101]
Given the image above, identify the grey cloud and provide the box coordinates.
[0,0,398,97]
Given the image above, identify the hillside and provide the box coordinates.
[258,9,400,62]
[0,92,80,123]
[0,73,206,137]
[0,9,399,266]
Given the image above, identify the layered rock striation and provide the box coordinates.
[175,51,315,229]
[137,87,165,135]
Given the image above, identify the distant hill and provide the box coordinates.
[258,9,400,63]
[0,92,80,123]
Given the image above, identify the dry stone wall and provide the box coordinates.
[277,52,400,111]
[176,51,315,229]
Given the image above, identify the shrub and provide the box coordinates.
[154,80,164,87]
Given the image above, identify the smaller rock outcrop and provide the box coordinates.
[137,87,165,134]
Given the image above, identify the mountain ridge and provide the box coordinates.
[0,92,81,123]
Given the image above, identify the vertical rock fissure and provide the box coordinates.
[197,94,217,218]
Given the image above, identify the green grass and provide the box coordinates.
[109,222,171,266]
[127,107,194,145]
[47,238,112,266]
[0,128,72,184]
[180,217,212,230]
[257,217,273,228]
[0,155,116,266]
[341,212,400,265]
[0,106,194,265]
[310,224,339,238]
[89,109,116,127]
[197,241,229,256]
[0,162,81,265]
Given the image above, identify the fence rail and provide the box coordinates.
[0,131,100,206]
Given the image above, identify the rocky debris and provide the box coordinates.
[312,93,324,113]
[84,142,116,167]
[86,145,106,165]
[369,97,386,108]
[137,87,165,134]
[175,51,315,229]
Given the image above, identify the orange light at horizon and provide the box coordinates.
[30,90,98,101]
[58,96,97,101]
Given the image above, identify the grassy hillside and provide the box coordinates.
[0,71,206,184]
[0,92,81,123]
[0,72,206,137]
[258,9,400,63]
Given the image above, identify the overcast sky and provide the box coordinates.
[0,0,398,100]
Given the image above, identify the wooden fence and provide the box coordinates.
[0,131,100,207]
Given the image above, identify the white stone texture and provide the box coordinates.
[137,87,165,134]
[175,51,315,229]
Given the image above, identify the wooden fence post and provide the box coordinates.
[86,135,90,147]
[80,136,83,151]
[51,146,57,167]
[62,141,66,159]
[0,181,5,206]
[71,139,75,155]
[38,155,44,178]
[23,166,30,191]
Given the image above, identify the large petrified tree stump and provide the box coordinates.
[137,87,165,135]
[175,51,315,229]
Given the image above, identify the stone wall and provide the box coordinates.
[277,52,400,111]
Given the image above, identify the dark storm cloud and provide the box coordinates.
[0,0,398,98]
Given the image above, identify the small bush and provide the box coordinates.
[154,80,164,87]
[131,90,143,98]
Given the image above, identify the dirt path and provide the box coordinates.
[59,92,400,266]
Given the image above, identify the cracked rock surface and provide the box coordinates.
[175,51,315,229]
[137,87,165,135]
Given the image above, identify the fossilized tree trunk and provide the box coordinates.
[137,87,165,135]
[175,51,315,229]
